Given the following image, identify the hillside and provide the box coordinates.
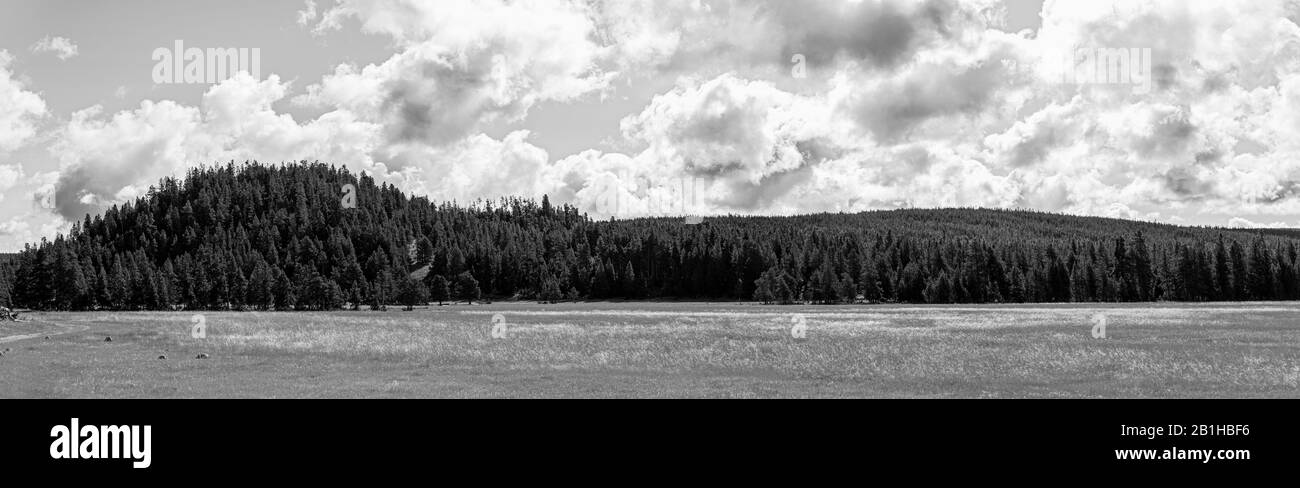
[3,162,1299,310]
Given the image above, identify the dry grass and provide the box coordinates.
[2,302,1298,398]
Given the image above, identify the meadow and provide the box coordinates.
[1,302,1298,398]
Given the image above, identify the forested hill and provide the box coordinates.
[3,162,1300,311]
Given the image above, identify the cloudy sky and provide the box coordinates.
[3,0,1300,251]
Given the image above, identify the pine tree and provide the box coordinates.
[1130,232,1154,301]
[455,272,481,304]
[923,272,952,304]
[621,262,639,298]
[753,271,777,304]
[835,272,856,303]
[1113,237,1134,301]
[397,278,429,311]
[248,260,273,310]
[6,163,1300,310]
[426,274,451,306]
[538,276,562,303]
[863,261,883,304]
[1248,236,1276,300]
[272,266,295,310]
[110,261,131,310]
[1214,236,1232,299]
[368,282,386,311]
[416,237,435,267]
[1230,240,1249,300]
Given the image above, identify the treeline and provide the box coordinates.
[0,253,15,307]
[3,162,1300,311]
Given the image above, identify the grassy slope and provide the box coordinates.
[1,303,1297,398]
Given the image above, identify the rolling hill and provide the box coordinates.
[2,162,1298,310]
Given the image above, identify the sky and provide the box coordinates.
[4,0,1300,252]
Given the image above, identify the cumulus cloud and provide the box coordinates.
[1228,217,1292,228]
[24,0,1300,242]
[297,0,611,182]
[297,0,318,26]
[989,0,1300,219]
[0,51,48,152]
[381,130,551,203]
[46,67,559,221]
[30,36,78,60]
[624,74,827,181]
[51,100,199,219]
[48,74,383,220]
[541,73,841,216]
[0,213,67,248]
[541,70,1023,218]
[26,1,606,226]
[0,164,21,202]
[833,42,1024,142]
[0,166,65,248]
[463,0,1300,222]
[597,0,1003,74]
[0,218,31,239]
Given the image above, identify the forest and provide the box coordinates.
[2,162,1300,311]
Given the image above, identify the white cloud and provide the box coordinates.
[0,213,68,249]
[301,0,611,151]
[44,70,558,221]
[30,36,79,60]
[21,0,1300,248]
[0,164,21,203]
[541,73,838,217]
[0,51,48,152]
[297,0,318,26]
[624,74,828,182]
[0,218,30,238]
[47,74,384,220]
[0,166,67,250]
[1228,217,1292,228]
[381,130,551,204]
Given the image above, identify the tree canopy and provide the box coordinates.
[4,161,1300,310]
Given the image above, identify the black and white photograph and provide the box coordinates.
[0,0,1296,475]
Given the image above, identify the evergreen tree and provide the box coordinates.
[835,272,856,303]
[415,237,435,267]
[426,274,451,306]
[396,278,429,311]
[538,276,563,303]
[4,162,1300,310]
[1230,241,1249,299]
[455,271,481,304]
[1248,236,1276,300]
[1130,232,1154,301]
[1214,237,1232,299]
[272,266,295,310]
[753,272,777,304]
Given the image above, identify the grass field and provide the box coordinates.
[1,302,1298,398]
